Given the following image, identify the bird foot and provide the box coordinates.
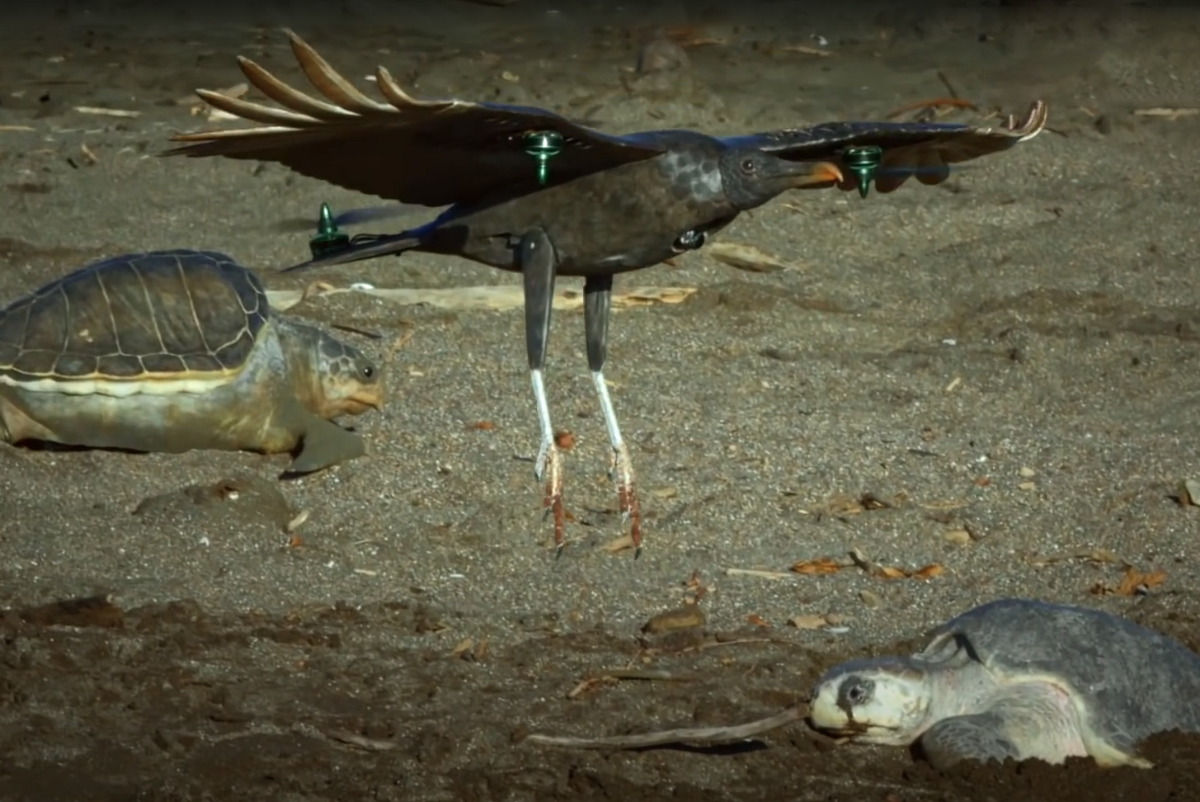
[608,442,642,551]
[535,437,565,550]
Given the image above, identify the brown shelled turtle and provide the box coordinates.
[0,249,383,473]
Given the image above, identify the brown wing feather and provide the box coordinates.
[165,29,665,208]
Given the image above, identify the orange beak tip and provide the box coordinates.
[817,162,844,184]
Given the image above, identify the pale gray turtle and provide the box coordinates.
[0,249,383,473]
[809,598,1200,769]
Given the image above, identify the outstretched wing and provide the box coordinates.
[164,29,667,208]
[722,101,1048,193]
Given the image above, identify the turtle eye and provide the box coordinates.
[361,365,374,379]
[840,677,874,707]
[740,157,756,173]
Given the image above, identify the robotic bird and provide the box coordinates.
[166,29,1048,555]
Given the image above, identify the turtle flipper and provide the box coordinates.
[285,415,366,474]
[918,712,1020,769]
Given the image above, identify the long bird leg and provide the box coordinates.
[520,227,566,551]
[584,274,642,554]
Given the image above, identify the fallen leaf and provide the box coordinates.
[467,420,496,431]
[943,529,972,545]
[79,142,98,165]
[285,510,310,533]
[1117,566,1166,596]
[650,486,678,499]
[451,638,475,658]
[554,431,575,449]
[746,614,770,628]
[603,533,636,554]
[912,564,945,579]
[875,566,908,579]
[708,241,796,273]
[643,605,706,634]
[787,614,829,630]
[1091,565,1167,597]
[790,557,845,575]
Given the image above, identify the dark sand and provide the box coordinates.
[3,1,1200,799]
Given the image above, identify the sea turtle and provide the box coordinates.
[809,598,1200,768]
[0,249,383,473]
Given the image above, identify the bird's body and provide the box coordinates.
[0,250,383,474]
[344,133,776,276]
[166,30,1049,551]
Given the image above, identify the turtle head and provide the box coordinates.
[808,656,935,746]
[281,320,385,419]
[718,148,842,211]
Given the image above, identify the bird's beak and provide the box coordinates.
[788,161,844,188]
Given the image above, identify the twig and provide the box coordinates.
[324,729,397,751]
[524,705,806,750]
[886,97,978,120]
[936,69,961,100]
[725,567,794,580]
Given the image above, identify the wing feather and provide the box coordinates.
[165,30,665,207]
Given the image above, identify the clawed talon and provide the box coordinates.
[536,438,565,548]
[610,442,642,550]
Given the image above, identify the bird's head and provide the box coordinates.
[719,148,843,211]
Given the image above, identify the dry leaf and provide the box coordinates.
[285,510,310,533]
[79,142,98,165]
[650,486,678,499]
[708,241,795,273]
[1117,566,1166,596]
[451,638,476,658]
[643,605,706,634]
[1091,565,1167,597]
[912,564,945,580]
[603,533,636,554]
[554,431,575,449]
[746,614,770,628]
[875,566,908,579]
[467,420,496,431]
[791,557,845,575]
[1031,548,1118,568]
[787,614,829,630]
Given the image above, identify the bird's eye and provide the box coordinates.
[362,365,374,379]
[740,158,756,173]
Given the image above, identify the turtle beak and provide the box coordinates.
[346,387,385,414]
[786,160,844,189]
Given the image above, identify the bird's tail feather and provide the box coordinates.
[279,231,422,273]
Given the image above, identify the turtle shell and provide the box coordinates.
[0,249,269,396]
[919,599,1200,755]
